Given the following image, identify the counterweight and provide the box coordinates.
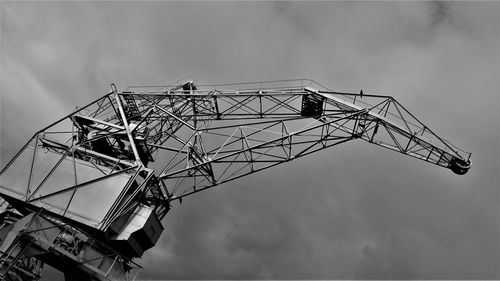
[0,79,470,280]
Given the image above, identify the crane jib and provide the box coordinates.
[0,79,471,280]
[303,86,470,175]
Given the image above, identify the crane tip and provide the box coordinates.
[449,157,471,175]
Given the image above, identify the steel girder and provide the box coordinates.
[1,80,471,212]
[0,79,471,280]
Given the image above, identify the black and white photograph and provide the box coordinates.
[0,1,498,280]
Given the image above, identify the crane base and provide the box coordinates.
[0,208,140,281]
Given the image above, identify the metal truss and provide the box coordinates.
[146,82,472,201]
[0,79,471,280]
[0,202,141,281]
[1,79,471,214]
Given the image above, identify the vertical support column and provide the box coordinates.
[112,84,143,167]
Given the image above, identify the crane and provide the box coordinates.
[0,79,470,280]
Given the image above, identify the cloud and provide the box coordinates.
[1,1,498,280]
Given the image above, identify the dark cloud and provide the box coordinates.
[1,1,498,280]
[429,1,451,27]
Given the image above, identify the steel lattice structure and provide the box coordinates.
[0,79,470,281]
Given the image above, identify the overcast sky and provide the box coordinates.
[1,1,499,280]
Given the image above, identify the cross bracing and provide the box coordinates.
[0,79,471,280]
[0,79,471,228]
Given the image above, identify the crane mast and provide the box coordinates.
[0,79,470,280]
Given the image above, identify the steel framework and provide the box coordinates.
[0,79,470,280]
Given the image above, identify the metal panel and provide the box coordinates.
[0,145,133,228]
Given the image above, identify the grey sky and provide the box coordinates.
[1,1,498,280]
